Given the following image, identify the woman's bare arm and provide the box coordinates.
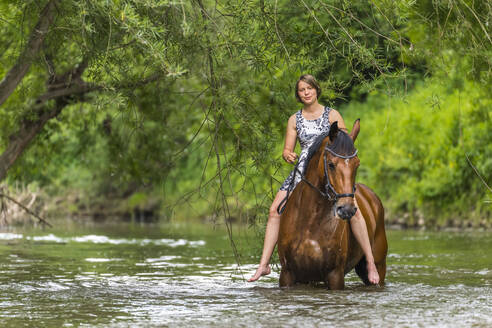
[329,109,348,133]
[282,114,298,163]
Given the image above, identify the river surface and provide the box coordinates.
[0,221,490,327]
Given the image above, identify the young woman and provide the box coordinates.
[248,74,380,284]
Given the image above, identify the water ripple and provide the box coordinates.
[0,227,490,327]
[0,233,206,247]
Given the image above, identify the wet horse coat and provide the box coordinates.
[277,120,388,289]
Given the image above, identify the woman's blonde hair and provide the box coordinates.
[295,74,322,103]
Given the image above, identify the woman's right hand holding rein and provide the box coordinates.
[282,150,298,164]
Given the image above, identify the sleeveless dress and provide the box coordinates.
[279,106,332,191]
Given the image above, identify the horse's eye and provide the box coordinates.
[328,162,336,170]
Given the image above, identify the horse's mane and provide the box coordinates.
[304,127,356,168]
[304,131,331,166]
[327,130,356,156]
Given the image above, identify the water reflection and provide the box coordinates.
[0,224,490,327]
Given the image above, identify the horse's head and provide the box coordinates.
[322,119,360,220]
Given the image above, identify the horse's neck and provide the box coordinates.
[304,150,325,191]
[300,151,336,224]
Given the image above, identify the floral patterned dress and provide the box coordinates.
[279,106,332,191]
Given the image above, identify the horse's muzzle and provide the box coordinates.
[336,205,357,220]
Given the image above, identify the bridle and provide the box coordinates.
[277,145,358,215]
[322,147,358,201]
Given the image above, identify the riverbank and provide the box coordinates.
[4,203,492,231]
[1,184,490,231]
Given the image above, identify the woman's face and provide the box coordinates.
[297,80,317,105]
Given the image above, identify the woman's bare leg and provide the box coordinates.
[248,190,288,282]
[350,198,380,284]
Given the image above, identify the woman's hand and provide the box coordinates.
[282,150,298,164]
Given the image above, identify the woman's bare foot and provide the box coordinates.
[247,265,271,282]
[367,261,380,284]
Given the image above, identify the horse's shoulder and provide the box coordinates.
[356,183,378,199]
[356,183,384,221]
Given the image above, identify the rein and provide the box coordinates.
[277,146,358,215]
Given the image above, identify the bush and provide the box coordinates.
[341,78,492,224]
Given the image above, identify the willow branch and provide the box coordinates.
[0,0,60,107]
[459,0,492,45]
[0,192,52,227]
[274,0,291,62]
[465,153,492,194]
[0,60,164,182]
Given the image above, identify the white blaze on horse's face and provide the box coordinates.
[338,158,355,196]
[331,155,360,220]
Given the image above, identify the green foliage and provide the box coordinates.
[342,77,491,223]
[1,0,491,225]
[404,0,492,84]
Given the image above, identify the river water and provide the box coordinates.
[0,221,490,327]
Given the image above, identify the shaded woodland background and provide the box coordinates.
[0,0,490,228]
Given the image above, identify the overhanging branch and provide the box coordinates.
[0,191,52,227]
[0,61,165,183]
[0,0,60,107]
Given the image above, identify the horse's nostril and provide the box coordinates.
[336,206,356,219]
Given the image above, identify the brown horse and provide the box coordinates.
[277,120,387,289]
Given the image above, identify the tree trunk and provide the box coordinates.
[0,0,59,107]
[0,61,91,182]
[0,100,65,181]
[0,65,163,182]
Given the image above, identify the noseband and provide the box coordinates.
[277,145,358,214]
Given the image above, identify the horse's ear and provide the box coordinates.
[329,121,339,141]
[349,119,360,142]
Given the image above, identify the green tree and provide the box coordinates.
[1,0,490,224]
